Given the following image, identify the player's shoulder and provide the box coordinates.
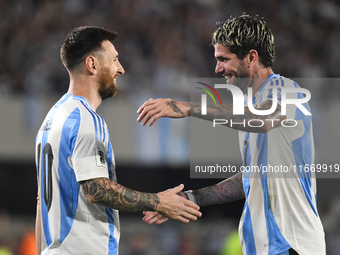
[55,94,106,129]
[66,95,96,117]
[52,94,95,126]
[258,74,297,103]
[70,95,106,125]
[266,74,298,89]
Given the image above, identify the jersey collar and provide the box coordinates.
[67,93,95,111]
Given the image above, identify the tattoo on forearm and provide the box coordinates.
[193,173,244,206]
[81,178,160,212]
[165,100,184,114]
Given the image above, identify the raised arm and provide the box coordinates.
[80,178,201,223]
[137,99,190,126]
[137,98,284,133]
[143,172,244,224]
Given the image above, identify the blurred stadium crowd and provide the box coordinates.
[1,0,340,254]
[0,0,339,98]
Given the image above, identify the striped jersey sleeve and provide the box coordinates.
[70,97,110,182]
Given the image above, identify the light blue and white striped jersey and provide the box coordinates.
[238,74,325,255]
[35,93,120,255]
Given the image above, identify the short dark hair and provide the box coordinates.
[212,14,275,68]
[60,26,118,71]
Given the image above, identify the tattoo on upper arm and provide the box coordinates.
[81,178,160,212]
[194,173,244,206]
[165,100,184,114]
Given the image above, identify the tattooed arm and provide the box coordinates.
[137,98,284,132]
[80,178,201,223]
[143,172,244,224]
[192,172,244,206]
[137,99,189,126]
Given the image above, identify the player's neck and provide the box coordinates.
[250,67,274,96]
[68,75,102,111]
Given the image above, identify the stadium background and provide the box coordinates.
[0,0,340,254]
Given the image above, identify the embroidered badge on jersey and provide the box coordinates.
[94,147,107,167]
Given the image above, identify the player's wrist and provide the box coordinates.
[182,102,190,117]
[184,190,197,204]
[152,193,161,212]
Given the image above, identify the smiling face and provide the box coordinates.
[214,44,251,93]
[96,41,125,100]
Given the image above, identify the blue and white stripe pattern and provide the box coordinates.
[35,94,119,254]
[238,74,325,255]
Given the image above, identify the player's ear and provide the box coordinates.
[85,55,98,74]
[247,49,258,67]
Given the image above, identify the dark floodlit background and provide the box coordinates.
[0,0,339,254]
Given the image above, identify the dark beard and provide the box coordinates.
[233,62,251,94]
[98,84,117,100]
[98,73,117,100]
